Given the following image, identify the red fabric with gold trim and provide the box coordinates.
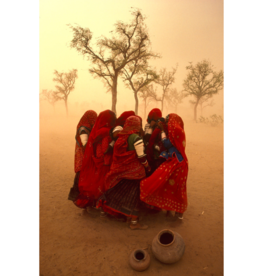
[104,116,146,191]
[115,110,135,126]
[74,110,97,173]
[147,108,162,123]
[140,113,188,213]
[74,110,116,208]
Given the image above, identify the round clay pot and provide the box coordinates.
[152,229,185,264]
[129,249,150,271]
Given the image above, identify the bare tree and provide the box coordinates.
[53,69,78,116]
[183,60,223,121]
[122,59,159,114]
[139,84,158,121]
[40,89,60,113]
[165,88,186,113]
[155,67,177,113]
[199,95,215,116]
[189,95,215,117]
[68,9,159,114]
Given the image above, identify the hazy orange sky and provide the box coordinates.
[40,0,223,118]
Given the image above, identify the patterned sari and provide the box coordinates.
[140,113,188,213]
[98,116,146,218]
[74,110,116,208]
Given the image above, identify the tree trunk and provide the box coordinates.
[144,99,147,123]
[111,76,118,114]
[161,90,166,113]
[194,101,199,122]
[165,102,168,115]
[65,97,68,117]
[134,91,139,115]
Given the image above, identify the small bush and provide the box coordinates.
[199,114,223,126]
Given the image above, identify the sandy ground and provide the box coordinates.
[40,115,223,276]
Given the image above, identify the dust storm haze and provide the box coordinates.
[40,1,224,275]
[40,0,223,123]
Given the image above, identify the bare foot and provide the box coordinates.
[165,211,177,222]
[129,222,148,230]
[99,214,111,221]
[99,211,108,218]
[82,209,96,218]
[175,212,184,219]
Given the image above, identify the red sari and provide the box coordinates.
[115,110,135,126]
[104,116,145,191]
[147,108,162,123]
[140,113,188,213]
[144,108,164,173]
[98,116,146,218]
[74,110,116,208]
[74,110,97,173]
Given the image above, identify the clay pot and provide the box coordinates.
[129,249,150,271]
[152,229,185,264]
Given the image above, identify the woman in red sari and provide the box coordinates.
[143,108,162,147]
[140,113,188,219]
[68,110,97,201]
[144,108,167,174]
[73,110,116,209]
[115,110,135,127]
[98,116,150,230]
[104,110,135,154]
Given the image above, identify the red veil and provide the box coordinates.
[140,113,188,213]
[104,116,146,191]
[115,110,135,126]
[74,110,116,208]
[147,108,162,123]
[74,110,97,173]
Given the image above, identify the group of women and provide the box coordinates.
[68,108,188,230]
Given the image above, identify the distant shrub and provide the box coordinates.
[199,114,223,126]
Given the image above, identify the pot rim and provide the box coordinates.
[133,249,146,261]
[157,229,176,247]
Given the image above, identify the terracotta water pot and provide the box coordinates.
[129,248,150,271]
[152,229,185,264]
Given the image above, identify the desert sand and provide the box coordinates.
[40,113,223,276]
